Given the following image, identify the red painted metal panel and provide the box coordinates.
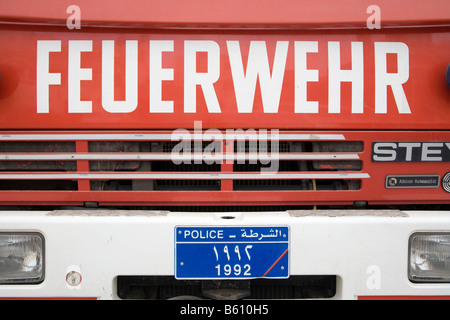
[0,26,449,130]
[0,0,448,29]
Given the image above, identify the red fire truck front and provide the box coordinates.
[0,0,449,300]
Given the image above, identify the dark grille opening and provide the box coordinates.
[0,180,77,191]
[161,141,221,153]
[233,141,363,153]
[234,160,362,172]
[234,179,305,191]
[312,160,362,171]
[234,141,291,153]
[117,276,337,300]
[91,180,133,191]
[152,161,220,172]
[233,179,361,191]
[0,141,76,153]
[91,180,221,191]
[89,141,141,153]
[89,161,141,172]
[234,160,299,172]
[0,140,78,190]
[311,141,363,153]
[154,180,221,191]
[0,161,77,172]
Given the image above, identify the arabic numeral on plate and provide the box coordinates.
[245,245,252,260]
[215,264,251,277]
[235,245,241,261]
[213,245,252,262]
[224,245,230,261]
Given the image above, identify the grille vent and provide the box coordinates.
[0,131,369,206]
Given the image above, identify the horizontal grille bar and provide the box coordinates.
[0,153,360,161]
[0,133,346,141]
[0,172,370,180]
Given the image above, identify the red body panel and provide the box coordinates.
[0,26,449,129]
[0,0,448,207]
[0,0,449,29]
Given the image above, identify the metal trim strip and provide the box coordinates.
[0,153,360,161]
[0,172,370,180]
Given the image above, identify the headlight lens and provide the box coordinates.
[409,233,450,283]
[0,233,44,284]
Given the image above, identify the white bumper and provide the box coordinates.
[0,209,449,300]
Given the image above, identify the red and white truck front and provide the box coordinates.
[0,0,449,300]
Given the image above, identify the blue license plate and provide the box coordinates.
[175,226,289,280]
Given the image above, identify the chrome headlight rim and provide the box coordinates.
[409,232,450,284]
[0,232,45,285]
